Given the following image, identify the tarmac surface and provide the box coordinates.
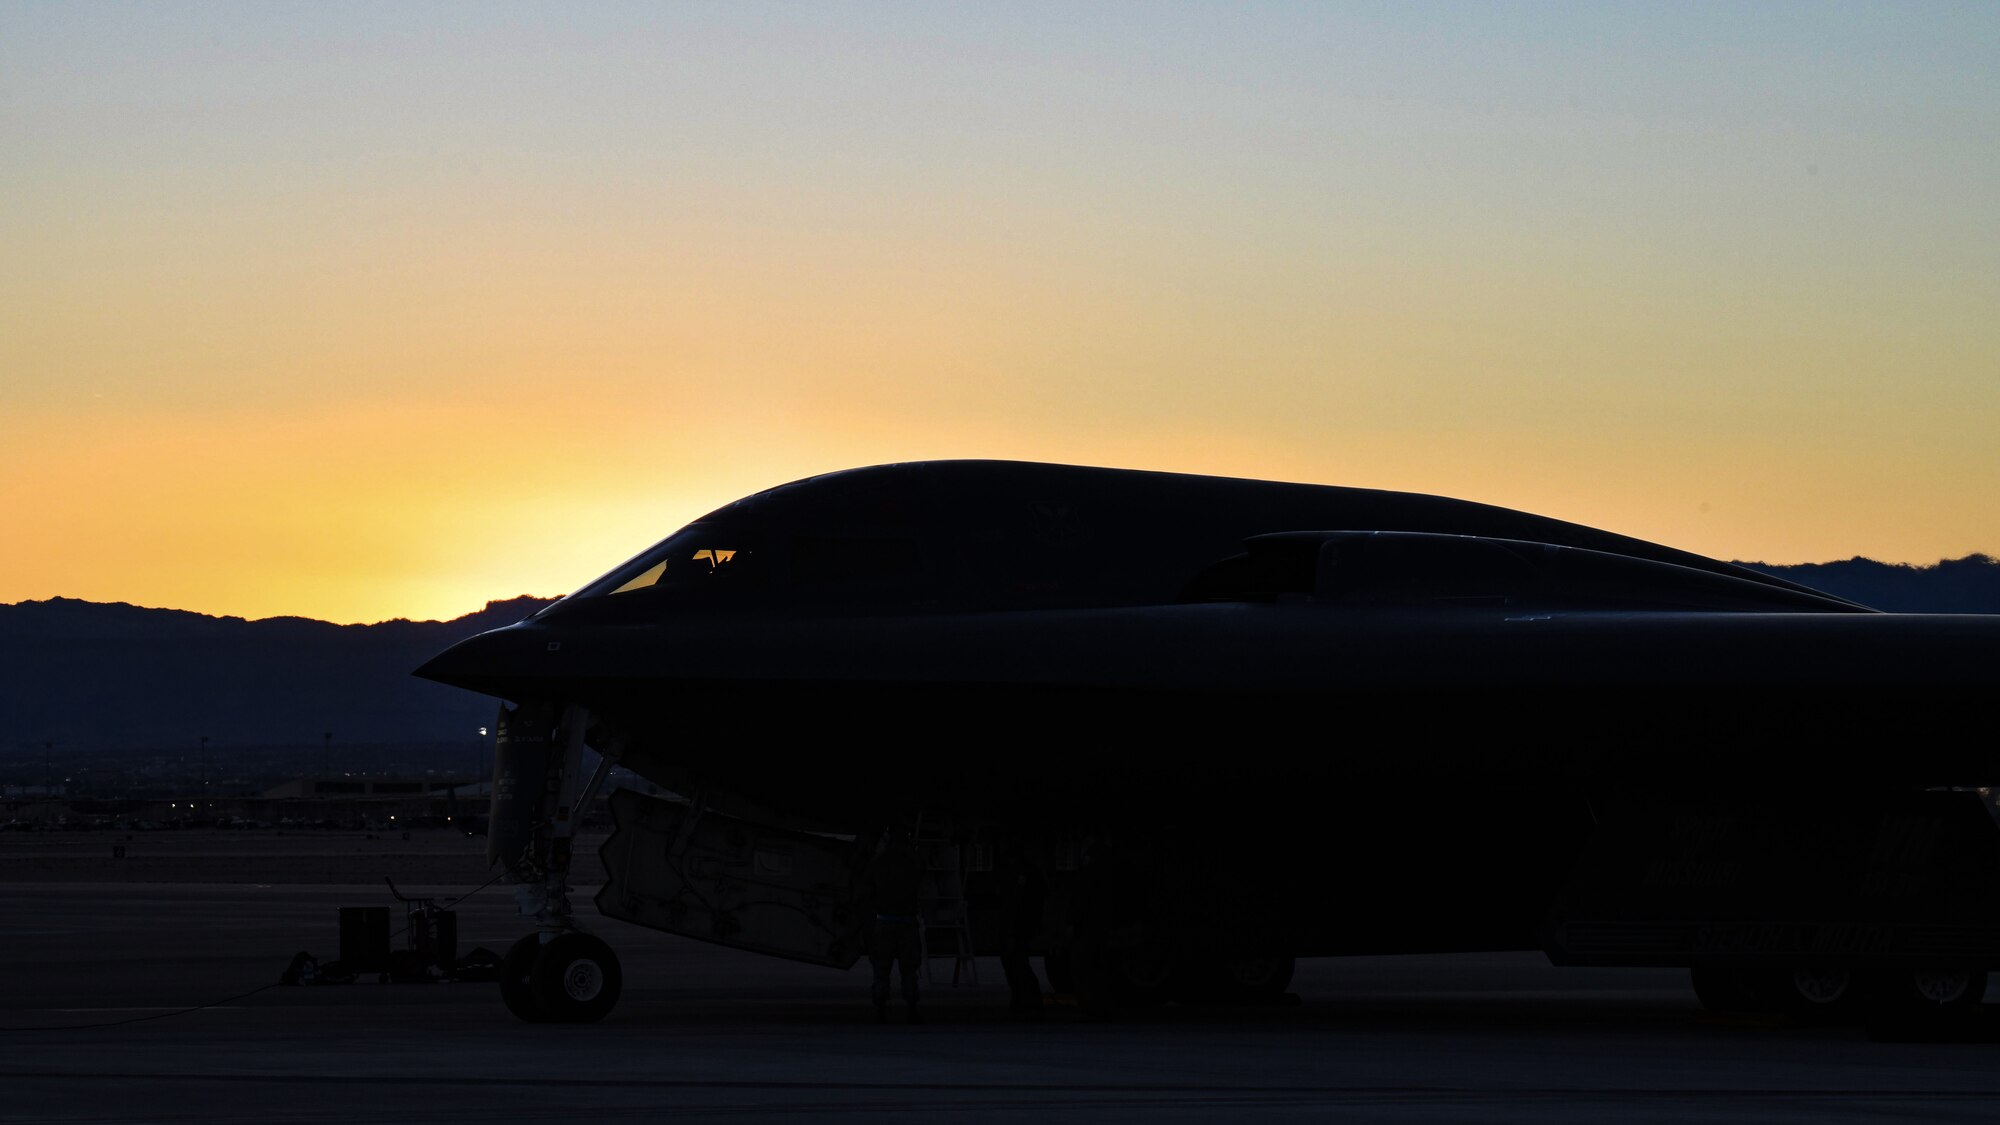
[5,834,2000,1121]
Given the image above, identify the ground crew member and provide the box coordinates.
[864,828,926,1023]
[995,834,1049,1019]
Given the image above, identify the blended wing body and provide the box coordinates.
[415,460,2000,1024]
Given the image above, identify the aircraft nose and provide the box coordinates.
[412,633,486,691]
[413,626,540,695]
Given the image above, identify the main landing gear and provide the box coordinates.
[490,702,624,1024]
[1691,964,1986,1037]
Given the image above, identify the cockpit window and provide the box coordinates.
[608,548,748,594]
[609,561,667,595]
[569,524,760,600]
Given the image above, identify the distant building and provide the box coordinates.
[261,777,472,800]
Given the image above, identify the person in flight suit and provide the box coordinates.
[864,828,926,1023]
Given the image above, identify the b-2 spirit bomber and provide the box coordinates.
[415,460,2000,1027]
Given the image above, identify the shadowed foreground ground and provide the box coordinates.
[3,832,1999,1122]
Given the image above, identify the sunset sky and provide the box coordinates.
[4,3,1996,624]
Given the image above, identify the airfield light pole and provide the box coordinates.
[474,726,488,787]
[322,730,332,779]
[199,735,209,804]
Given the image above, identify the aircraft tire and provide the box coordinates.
[1109,948,1174,1010]
[1756,965,1861,1022]
[1173,953,1296,1005]
[530,932,623,1024]
[1862,967,1986,1042]
[1215,954,1296,1003]
[500,934,548,1022]
[1071,935,1174,1016]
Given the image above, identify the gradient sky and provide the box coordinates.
[4,2,1996,623]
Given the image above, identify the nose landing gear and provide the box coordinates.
[501,931,625,1023]
[491,702,624,1024]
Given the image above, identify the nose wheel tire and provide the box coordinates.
[529,932,623,1023]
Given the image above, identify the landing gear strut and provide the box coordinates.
[491,702,623,1023]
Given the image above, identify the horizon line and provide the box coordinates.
[6,551,2000,629]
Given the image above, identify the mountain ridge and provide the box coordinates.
[1738,553,2000,614]
[5,554,1997,753]
[1,595,558,754]
[0,594,558,640]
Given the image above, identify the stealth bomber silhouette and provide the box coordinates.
[416,460,2000,1025]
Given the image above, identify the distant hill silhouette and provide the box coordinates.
[1738,554,2000,614]
[5,556,1997,753]
[0,596,554,754]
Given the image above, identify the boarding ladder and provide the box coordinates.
[913,815,978,986]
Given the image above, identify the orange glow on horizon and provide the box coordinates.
[4,388,1991,624]
[4,6,1995,623]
